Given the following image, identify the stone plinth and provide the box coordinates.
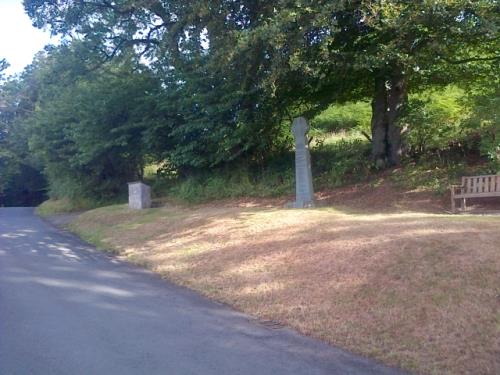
[128,182,151,210]
[291,117,315,208]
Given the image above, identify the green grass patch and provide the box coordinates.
[69,224,111,252]
[36,197,100,216]
[311,101,371,135]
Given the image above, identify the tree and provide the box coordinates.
[25,1,292,170]
[24,0,500,168]
[25,45,160,200]
[0,59,47,206]
[216,1,500,166]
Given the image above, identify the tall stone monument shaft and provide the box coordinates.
[292,117,315,208]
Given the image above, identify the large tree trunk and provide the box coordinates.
[386,70,407,165]
[371,77,389,168]
[370,68,408,167]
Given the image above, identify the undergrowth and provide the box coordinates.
[153,135,372,203]
[36,197,101,216]
[391,155,492,195]
[38,134,493,209]
[36,195,126,216]
[153,137,491,204]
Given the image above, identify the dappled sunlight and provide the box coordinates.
[46,243,82,261]
[92,270,129,280]
[0,210,169,326]
[1,232,28,239]
[71,203,500,374]
[6,276,135,298]
[155,262,192,274]
[236,281,286,297]
[0,228,38,239]
[225,252,291,276]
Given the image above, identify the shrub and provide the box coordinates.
[462,86,499,172]
[313,138,372,188]
[155,135,372,203]
[404,86,469,155]
[311,102,371,135]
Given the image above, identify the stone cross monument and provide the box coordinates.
[291,117,315,208]
[128,181,152,210]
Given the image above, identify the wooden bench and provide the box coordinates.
[450,174,500,213]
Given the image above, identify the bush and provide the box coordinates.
[313,138,372,188]
[154,136,372,203]
[404,86,469,155]
[311,102,371,135]
[462,86,500,172]
[157,160,295,203]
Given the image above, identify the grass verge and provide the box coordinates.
[36,198,100,217]
[69,203,500,375]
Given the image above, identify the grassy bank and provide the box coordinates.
[150,138,483,205]
[69,203,500,375]
[150,136,373,204]
[36,197,101,216]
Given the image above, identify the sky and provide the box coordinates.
[0,0,55,75]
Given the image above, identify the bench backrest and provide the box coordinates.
[462,175,500,194]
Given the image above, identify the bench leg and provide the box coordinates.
[451,196,456,213]
[461,198,466,211]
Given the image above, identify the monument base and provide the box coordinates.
[284,200,315,209]
[294,200,315,208]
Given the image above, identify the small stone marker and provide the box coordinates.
[291,117,315,208]
[128,181,152,210]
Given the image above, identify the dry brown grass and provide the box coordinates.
[71,204,500,375]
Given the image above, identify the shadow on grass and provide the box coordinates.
[74,203,500,375]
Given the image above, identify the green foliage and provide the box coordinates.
[27,47,159,201]
[402,84,499,174]
[0,1,496,208]
[462,85,500,172]
[0,67,47,206]
[311,102,372,135]
[391,157,493,195]
[24,0,500,168]
[156,161,295,203]
[313,138,372,188]
[155,136,371,203]
[404,86,470,154]
[144,62,291,171]
[36,198,99,216]
[0,163,46,207]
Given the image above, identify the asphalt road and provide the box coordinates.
[0,207,406,375]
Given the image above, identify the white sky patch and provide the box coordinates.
[201,27,209,50]
[0,0,55,75]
